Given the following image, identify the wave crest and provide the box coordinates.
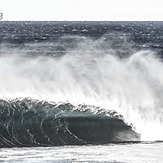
[0,98,140,147]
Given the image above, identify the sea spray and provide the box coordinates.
[0,35,163,142]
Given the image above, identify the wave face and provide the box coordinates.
[0,22,163,146]
[0,98,140,147]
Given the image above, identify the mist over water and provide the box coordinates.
[0,34,163,142]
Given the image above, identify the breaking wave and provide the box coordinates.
[0,34,163,146]
[0,98,140,147]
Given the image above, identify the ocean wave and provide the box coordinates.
[0,22,163,144]
[0,98,140,147]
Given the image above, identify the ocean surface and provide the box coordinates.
[0,21,163,162]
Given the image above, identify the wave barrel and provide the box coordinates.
[0,98,140,147]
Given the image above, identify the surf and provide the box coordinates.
[0,33,163,144]
[0,98,140,147]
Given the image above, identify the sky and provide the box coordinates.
[1,0,163,21]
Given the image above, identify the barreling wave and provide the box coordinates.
[0,98,140,147]
[0,26,163,145]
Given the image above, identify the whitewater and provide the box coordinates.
[0,36,163,142]
[0,21,163,162]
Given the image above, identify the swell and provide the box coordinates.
[0,98,140,147]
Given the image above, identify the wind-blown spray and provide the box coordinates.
[0,36,163,142]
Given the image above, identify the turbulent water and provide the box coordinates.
[1,143,163,163]
[0,21,163,161]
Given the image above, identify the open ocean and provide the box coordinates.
[0,21,163,162]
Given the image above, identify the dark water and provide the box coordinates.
[0,21,163,148]
[0,21,163,57]
[0,98,139,147]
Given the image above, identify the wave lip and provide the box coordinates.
[0,98,140,147]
